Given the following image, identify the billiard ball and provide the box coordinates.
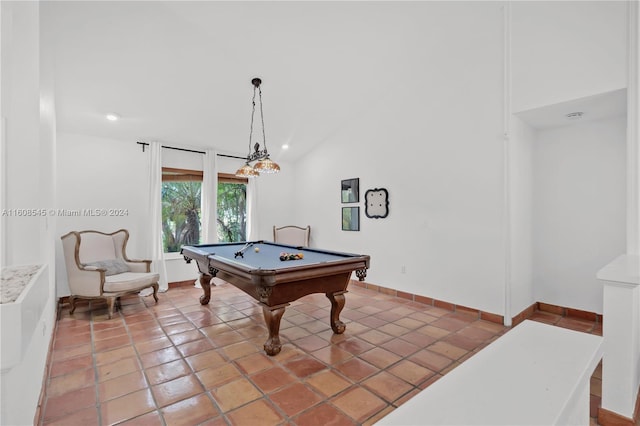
[254,247,260,253]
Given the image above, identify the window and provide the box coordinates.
[217,174,248,243]
[162,168,203,253]
[161,168,248,253]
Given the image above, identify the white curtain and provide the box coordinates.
[246,178,259,241]
[201,149,218,243]
[145,141,168,293]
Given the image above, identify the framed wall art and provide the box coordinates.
[342,207,360,231]
[341,178,359,203]
[365,188,389,219]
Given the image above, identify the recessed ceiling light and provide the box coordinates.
[281,144,289,150]
[106,113,120,121]
[565,111,584,120]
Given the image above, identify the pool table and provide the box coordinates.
[181,241,370,355]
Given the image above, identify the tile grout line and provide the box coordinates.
[90,304,103,426]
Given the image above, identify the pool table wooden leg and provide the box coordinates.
[326,291,347,334]
[262,304,286,356]
[199,273,213,305]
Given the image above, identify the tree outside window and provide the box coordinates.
[161,169,247,252]
[217,176,247,243]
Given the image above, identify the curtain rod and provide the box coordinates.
[136,141,246,160]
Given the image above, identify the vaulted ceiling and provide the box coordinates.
[44,1,432,162]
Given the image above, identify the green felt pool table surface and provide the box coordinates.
[183,241,364,270]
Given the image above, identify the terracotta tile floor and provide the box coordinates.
[37,283,603,425]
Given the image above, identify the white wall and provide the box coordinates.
[40,0,58,304]
[508,116,535,316]
[294,2,506,316]
[55,134,151,296]
[507,0,628,317]
[0,2,57,425]
[252,168,297,242]
[1,0,42,266]
[511,1,627,113]
[55,134,296,290]
[290,0,628,319]
[533,116,627,314]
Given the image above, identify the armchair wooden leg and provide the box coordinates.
[69,296,77,315]
[151,283,159,303]
[106,297,116,319]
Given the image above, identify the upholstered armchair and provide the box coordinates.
[60,229,159,319]
[273,225,311,247]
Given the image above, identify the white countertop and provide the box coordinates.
[597,254,640,285]
[377,320,603,426]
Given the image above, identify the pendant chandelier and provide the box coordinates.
[235,78,281,177]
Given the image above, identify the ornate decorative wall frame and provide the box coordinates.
[365,188,389,219]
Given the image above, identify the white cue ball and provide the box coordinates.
[254,247,260,253]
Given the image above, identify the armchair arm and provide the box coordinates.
[67,267,106,297]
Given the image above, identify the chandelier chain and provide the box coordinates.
[258,86,268,153]
[247,87,257,159]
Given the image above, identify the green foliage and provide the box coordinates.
[217,182,246,242]
[161,179,247,252]
[162,181,201,252]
